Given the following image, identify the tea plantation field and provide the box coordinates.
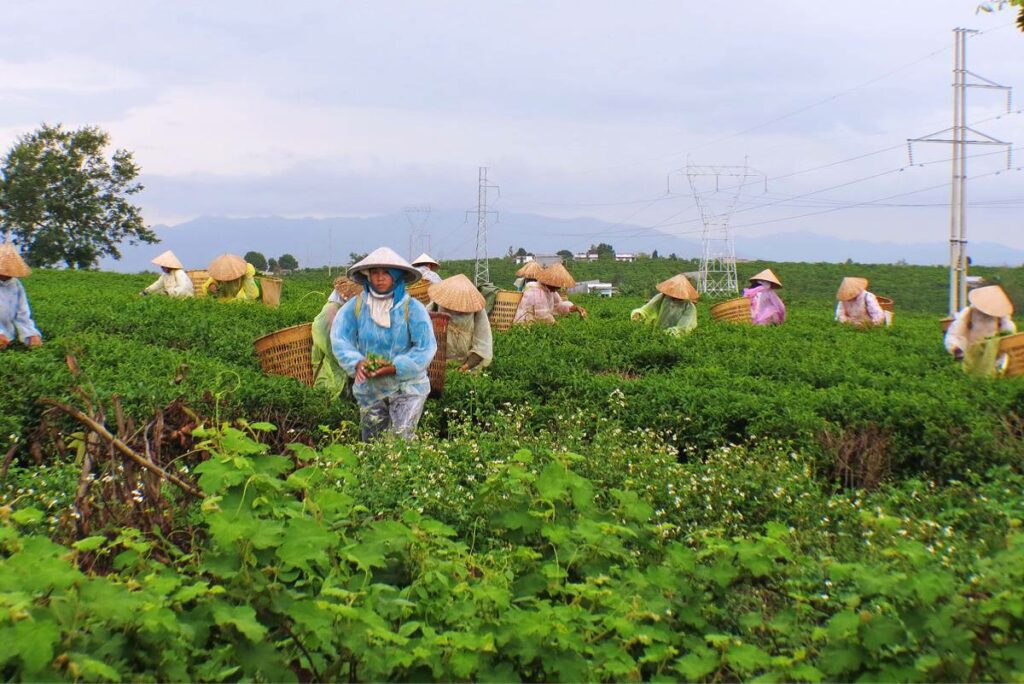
[0,259,1022,681]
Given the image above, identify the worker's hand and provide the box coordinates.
[366,364,396,379]
[139,290,148,297]
[354,360,368,384]
[953,347,964,361]
[631,311,642,321]
[0,335,9,350]
[207,282,218,294]
[26,336,42,348]
[574,305,588,319]
[458,363,470,373]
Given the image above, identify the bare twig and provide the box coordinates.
[1,443,18,479]
[39,398,203,498]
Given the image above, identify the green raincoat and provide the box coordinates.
[631,293,697,337]
[311,301,349,395]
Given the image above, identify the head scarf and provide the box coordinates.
[361,267,407,328]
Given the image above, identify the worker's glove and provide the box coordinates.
[953,348,964,361]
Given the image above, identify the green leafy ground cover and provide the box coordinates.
[1,261,1022,681]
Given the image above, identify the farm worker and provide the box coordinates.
[944,285,1016,375]
[204,254,260,301]
[835,277,889,326]
[742,269,785,325]
[630,274,698,337]
[513,263,587,325]
[513,260,544,292]
[411,253,443,284]
[331,247,437,441]
[310,276,363,394]
[140,250,194,298]
[0,243,42,350]
[428,273,493,371]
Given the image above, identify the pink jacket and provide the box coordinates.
[742,284,786,325]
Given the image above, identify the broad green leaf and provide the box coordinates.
[211,604,267,642]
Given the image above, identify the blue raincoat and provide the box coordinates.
[330,291,437,407]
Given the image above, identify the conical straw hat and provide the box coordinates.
[837,277,868,301]
[656,274,699,301]
[208,253,248,281]
[151,250,183,270]
[411,252,440,267]
[347,246,422,286]
[0,243,31,278]
[968,285,1013,318]
[429,273,486,313]
[515,260,544,279]
[748,268,782,288]
[537,263,576,289]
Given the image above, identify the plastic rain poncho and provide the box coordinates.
[204,263,260,301]
[742,283,785,325]
[630,293,697,337]
[144,269,194,297]
[513,281,574,324]
[962,335,1007,378]
[0,278,41,343]
[944,306,1016,357]
[835,291,888,326]
[311,301,349,396]
[439,306,493,370]
[330,291,437,408]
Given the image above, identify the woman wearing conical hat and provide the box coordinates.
[513,259,543,292]
[411,253,443,284]
[330,247,437,441]
[429,274,493,372]
[141,250,194,298]
[944,286,1016,372]
[742,269,785,326]
[310,276,363,396]
[834,277,888,326]
[203,254,260,301]
[513,263,587,325]
[0,243,42,350]
[630,274,699,337]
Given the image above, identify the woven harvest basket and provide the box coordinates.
[259,277,282,308]
[408,279,432,305]
[333,276,363,301]
[428,312,450,398]
[253,323,315,386]
[710,297,752,324]
[876,296,894,313]
[186,269,209,297]
[999,332,1024,378]
[489,290,523,332]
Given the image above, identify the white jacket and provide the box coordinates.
[145,269,194,297]
[944,306,1015,355]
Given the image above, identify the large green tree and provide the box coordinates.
[244,251,268,271]
[277,253,299,270]
[0,124,156,268]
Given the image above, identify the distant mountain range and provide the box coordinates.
[98,212,1024,272]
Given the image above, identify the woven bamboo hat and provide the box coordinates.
[151,250,183,270]
[837,277,869,301]
[429,274,486,313]
[537,263,576,289]
[411,252,440,268]
[0,243,31,278]
[656,274,699,301]
[749,268,782,288]
[208,253,248,281]
[515,260,544,279]
[347,246,422,286]
[333,276,363,300]
[968,285,1014,318]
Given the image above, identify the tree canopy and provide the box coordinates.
[244,251,268,271]
[0,124,156,268]
[278,253,299,270]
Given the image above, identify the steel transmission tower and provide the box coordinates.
[682,162,765,296]
[466,167,499,285]
[404,205,432,260]
[908,28,1012,316]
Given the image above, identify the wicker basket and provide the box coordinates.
[489,290,524,332]
[940,316,954,333]
[259,277,282,308]
[408,279,432,305]
[709,297,752,324]
[999,332,1024,378]
[253,323,315,386]
[876,295,894,313]
[333,276,363,301]
[186,269,209,297]
[428,312,449,397]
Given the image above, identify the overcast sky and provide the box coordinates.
[1,1,1022,255]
